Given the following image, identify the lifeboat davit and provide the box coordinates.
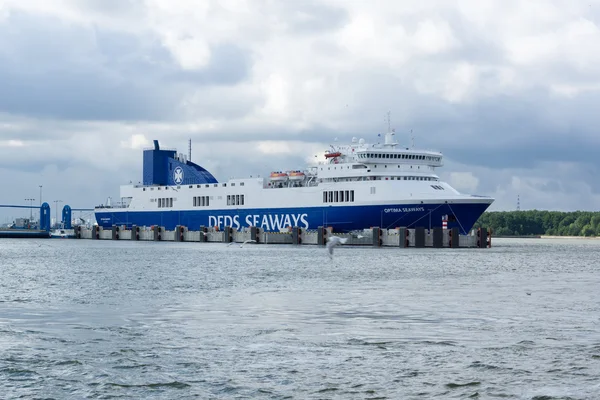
[269,171,289,182]
[324,151,342,159]
[288,170,306,181]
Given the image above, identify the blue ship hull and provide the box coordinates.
[95,202,490,235]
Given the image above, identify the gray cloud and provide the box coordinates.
[0,13,172,120]
[77,0,144,17]
[0,12,253,121]
[274,0,349,34]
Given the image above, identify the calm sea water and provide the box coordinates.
[1,238,599,399]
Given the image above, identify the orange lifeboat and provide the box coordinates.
[269,171,289,182]
[324,151,342,159]
[288,170,306,181]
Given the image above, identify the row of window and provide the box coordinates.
[323,165,429,170]
[189,195,245,206]
[156,183,442,207]
[323,190,355,203]
[227,194,245,206]
[357,153,441,162]
[367,176,438,181]
[193,196,210,207]
[157,198,173,208]
[144,182,245,191]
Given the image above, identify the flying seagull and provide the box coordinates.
[326,235,348,258]
[240,239,256,248]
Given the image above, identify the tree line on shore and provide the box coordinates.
[472,210,600,237]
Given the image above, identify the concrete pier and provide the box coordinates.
[71,226,491,248]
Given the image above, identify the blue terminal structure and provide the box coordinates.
[0,202,51,238]
[0,202,93,238]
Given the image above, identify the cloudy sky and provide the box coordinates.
[1,0,599,222]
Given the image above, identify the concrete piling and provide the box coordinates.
[398,227,409,248]
[317,226,327,246]
[372,227,382,247]
[449,227,459,248]
[250,226,259,243]
[292,227,301,245]
[432,227,443,248]
[153,226,162,241]
[224,226,233,243]
[175,225,186,242]
[414,226,425,248]
[69,225,485,248]
[477,227,488,248]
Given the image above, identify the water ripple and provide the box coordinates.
[0,238,599,398]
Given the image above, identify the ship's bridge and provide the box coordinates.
[354,149,443,167]
[315,160,441,182]
[315,133,444,182]
[327,133,443,167]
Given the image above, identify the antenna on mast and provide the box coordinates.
[411,129,414,148]
[386,111,391,133]
[188,138,192,162]
[517,194,520,211]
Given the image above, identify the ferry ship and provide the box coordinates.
[95,131,493,234]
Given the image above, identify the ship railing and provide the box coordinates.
[94,202,130,209]
[142,146,177,152]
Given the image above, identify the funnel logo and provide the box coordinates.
[173,167,184,184]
